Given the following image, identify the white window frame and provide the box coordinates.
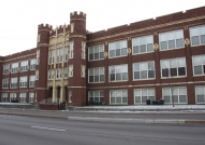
[10,93,17,102]
[68,65,73,78]
[29,92,35,104]
[108,40,128,58]
[160,57,186,79]
[162,86,187,105]
[11,62,19,74]
[29,75,36,88]
[88,44,104,61]
[195,85,205,104]
[109,64,128,82]
[69,41,74,59]
[133,61,155,80]
[159,29,184,51]
[2,78,9,89]
[189,25,205,47]
[3,64,10,74]
[30,59,37,70]
[109,89,128,105]
[1,93,9,102]
[88,67,105,83]
[19,76,28,88]
[20,60,29,72]
[10,77,18,89]
[19,93,27,103]
[134,88,156,105]
[132,35,154,55]
[192,54,205,76]
[88,90,103,104]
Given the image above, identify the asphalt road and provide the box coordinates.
[0,114,205,145]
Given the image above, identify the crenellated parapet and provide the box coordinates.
[70,11,86,21]
[38,24,52,32]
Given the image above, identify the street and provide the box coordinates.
[0,114,205,145]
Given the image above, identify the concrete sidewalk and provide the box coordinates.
[0,107,205,124]
[71,105,205,112]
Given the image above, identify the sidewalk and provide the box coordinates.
[0,106,205,124]
[71,105,205,112]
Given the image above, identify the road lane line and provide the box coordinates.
[31,125,66,132]
[67,116,186,124]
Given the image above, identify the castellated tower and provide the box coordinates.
[68,12,87,106]
[36,24,52,103]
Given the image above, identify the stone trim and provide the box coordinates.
[88,16,205,43]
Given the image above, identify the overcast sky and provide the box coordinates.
[0,0,205,56]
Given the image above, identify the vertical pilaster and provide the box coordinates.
[68,12,87,106]
[36,24,51,103]
[184,26,195,104]
[153,32,161,101]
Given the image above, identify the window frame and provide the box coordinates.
[88,67,105,83]
[109,64,128,82]
[159,29,184,51]
[133,61,155,80]
[132,35,154,55]
[160,57,187,79]
[108,40,128,58]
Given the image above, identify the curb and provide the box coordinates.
[0,109,205,125]
[0,111,67,121]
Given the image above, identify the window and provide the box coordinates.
[190,25,205,46]
[30,59,37,70]
[159,30,184,50]
[11,62,19,73]
[108,40,128,58]
[161,57,186,78]
[29,75,36,88]
[195,86,205,104]
[71,23,74,33]
[110,89,128,105]
[162,86,187,105]
[88,67,104,83]
[88,90,103,105]
[64,67,69,78]
[68,65,73,77]
[56,48,64,63]
[81,65,86,78]
[109,64,128,82]
[10,93,17,102]
[1,93,8,102]
[64,47,69,62]
[20,60,29,72]
[88,44,104,61]
[192,55,205,76]
[11,77,18,89]
[48,49,55,64]
[133,61,155,80]
[19,76,28,88]
[132,35,154,55]
[29,92,35,104]
[3,64,10,74]
[134,88,155,105]
[81,41,86,59]
[19,93,27,103]
[56,68,63,80]
[2,78,9,89]
[48,69,53,80]
[69,41,74,59]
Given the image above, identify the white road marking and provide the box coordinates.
[67,116,186,124]
[31,125,66,132]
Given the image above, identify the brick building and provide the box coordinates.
[0,6,205,106]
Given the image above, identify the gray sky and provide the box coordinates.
[0,0,205,56]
